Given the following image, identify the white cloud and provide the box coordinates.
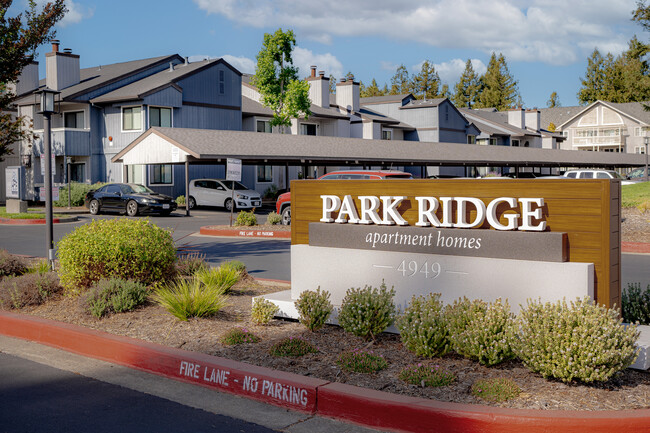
[187,54,256,74]
[292,47,343,78]
[193,0,638,65]
[380,61,400,72]
[34,0,93,27]
[432,59,487,84]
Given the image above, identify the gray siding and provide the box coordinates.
[143,86,182,108]
[177,63,241,108]
[178,105,241,130]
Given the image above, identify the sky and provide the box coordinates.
[14,0,648,108]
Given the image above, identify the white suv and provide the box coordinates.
[188,179,262,211]
[562,169,635,185]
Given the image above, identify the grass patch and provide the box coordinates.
[622,182,650,208]
[0,207,65,220]
[153,278,228,321]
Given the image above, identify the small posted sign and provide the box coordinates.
[226,158,242,182]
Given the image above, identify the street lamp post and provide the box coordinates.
[67,157,72,209]
[645,136,649,182]
[36,87,60,270]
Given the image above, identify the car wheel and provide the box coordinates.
[281,206,291,225]
[224,198,233,212]
[188,196,196,209]
[126,200,139,217]
[89,199,100,215]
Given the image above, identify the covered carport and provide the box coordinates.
[111,126,647,216]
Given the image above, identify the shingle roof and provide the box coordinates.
[112,127,646,168]
[539,106,584,130]
[459,108,538,137]
[242,96,349,120]
[399,98,446,109]
[360,94,413,105]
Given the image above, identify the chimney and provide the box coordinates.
[507,108,525,129]
[169,62,174,72]
[336,77,359,112]
[525,109,540,131]
[11,60,39,96]
[45,42,80,91]
[306,65,329,109]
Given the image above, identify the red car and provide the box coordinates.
[275,170,413,225]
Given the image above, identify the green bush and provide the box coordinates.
[235,210,257,226]
[397,293,451,358]
[512,297,640,383]
[269,337,318,357]
[221,328,260,345]
[398,363,456,387]
[266,211,282,225]
[85,278,149,318]
[336,349,388,373]
[338,282,396,340]
[26,260,51,275]
[471,378,520,403]
[445,297,515,366]
[0,272,61,309]
[175,253,209,277]
[152,278,228,321]
[622,282,650,325]
[175,195,186,206]
[221,260,246,274]
[54,182,105,207]
[57,219,176,292]
[251,297,278,325]
[295,288,333,331]
[0,249,28,278]
[263,184,279,199]
[195,265,241,294]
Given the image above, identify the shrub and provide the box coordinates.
[336,349,388,373]
[54,182,105,207]
[251,297,278,325]
[263,184,278,199]
[57,219,176,292]
[637,200,650,214]
[221,328,260,345]
[295,288,333,331]
[398,363,456,387]
[195,265,241,294]
[175,195,186,206]
[221,260,246,274]
[269,337,318,357]
[622,282,650,325]
[235,210,257,226]
[85,278,148,318]
[0,272,61,309]
[175,253,209,277]
[338,282,396,340]
[26,260,51,275]
[266,211,282,225]
[153,278,228,321]
[445,297,515,366]
[397,293,451,358]
[0,249,28,278]
[471,378,520,403]
[512,297,640,383]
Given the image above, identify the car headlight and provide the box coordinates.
[236,193,249,199]
[138,198,156,204]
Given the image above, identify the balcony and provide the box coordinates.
[34,128,91,157]
[572,128,624,151]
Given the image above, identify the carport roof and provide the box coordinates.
[111,127,647,168]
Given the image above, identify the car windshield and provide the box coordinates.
[221,181,248,190]
[610,172,625,180]
[129,184,155,194]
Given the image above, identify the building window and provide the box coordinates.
[150,164,172,184]
[511,139,520,147]
[64,111,84,129]
[382,129,392,140]
[150,107,172,127]
[219,70,225,95]
[122,106,142,131]
[257,165,272,183]
[562,130,569,137]
[635,127,649,136]
[467,135,476,144]
[127,164,144,184]
[489,138,497,146]
[69,163,85,182]
[635,146,647,154]
[477,138,488,146]
[256,120,272,133]
[300,123,317,136]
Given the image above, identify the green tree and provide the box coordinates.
[361,78,383,97]
[412,60,440,99]
[633,1,649,31]
[0,0,66,162]
[440,83,450,98]
[452,59,482,108]
[329,75,336,94]
[253,28,311,128]
[476,53,520,110]
[577,49,608,104]
[389,65,412,95]
[547,91,561,108]
[547,122,557,132]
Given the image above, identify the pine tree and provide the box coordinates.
[440,83,450,98]
[389,65,412,95]
[577,49,607,104]
[412,60,440,99]
[476,53,520,110]
[633,1,650,31]
[361,78,383,97]
[452,59,481,108]
[547,92,561,108]
[329,75,336,94]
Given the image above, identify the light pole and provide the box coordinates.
[67,157,72,209]
[645,136,649,182]
[36,87,60,270]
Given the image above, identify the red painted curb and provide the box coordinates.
[200,226,291,239]
[622,242,650,254]
[0,217,77,225]
[2,311,650,432]
[0,311,324,413]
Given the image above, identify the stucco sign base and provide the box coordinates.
[288,245,594,314]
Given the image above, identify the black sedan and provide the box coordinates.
[85,183,177,216]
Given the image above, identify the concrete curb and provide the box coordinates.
[0,216,78,225]
[200,226,291,239]
[1,311,649,432]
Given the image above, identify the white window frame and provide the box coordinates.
[635,146,646,154]
[511,139,520,147]
[63,110,85,129]
[148,164,174,185]
[148,106,173,128]
[121,105,143,132]
[300,122,318,136]
[256,119,272,133]
[382,129,393,140]
[126,164,145,184]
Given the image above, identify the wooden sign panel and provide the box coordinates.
[290,179,621,309]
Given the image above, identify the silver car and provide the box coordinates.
[188,179,262,211]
